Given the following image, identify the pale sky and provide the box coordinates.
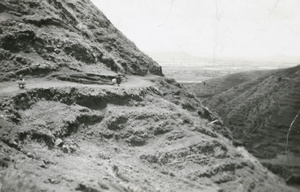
[90,0,300,62]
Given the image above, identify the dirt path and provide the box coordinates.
[0,76,155,97]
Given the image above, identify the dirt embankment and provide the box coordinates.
[0,77,297,192]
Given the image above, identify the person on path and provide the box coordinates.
[17,75,26,89]
[116,73,122,86]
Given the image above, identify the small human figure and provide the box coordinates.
[17,75,26,89]
[116,73,122,87]
[112,78,117,85]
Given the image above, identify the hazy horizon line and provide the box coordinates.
[146,51,300,64]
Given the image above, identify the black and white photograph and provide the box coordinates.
[0,0,299,191]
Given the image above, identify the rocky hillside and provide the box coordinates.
[0,77,297,192]
[193,65,300,183]
[0,0,162,82]
[0,0,298,191]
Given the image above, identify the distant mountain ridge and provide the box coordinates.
[146,52,209,65]
[147,52,299,69]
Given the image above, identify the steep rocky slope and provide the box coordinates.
[0,77,297,192]
[194,65,300,183]
[0,0,162,82]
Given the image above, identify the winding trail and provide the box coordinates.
[0,76,155,98]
